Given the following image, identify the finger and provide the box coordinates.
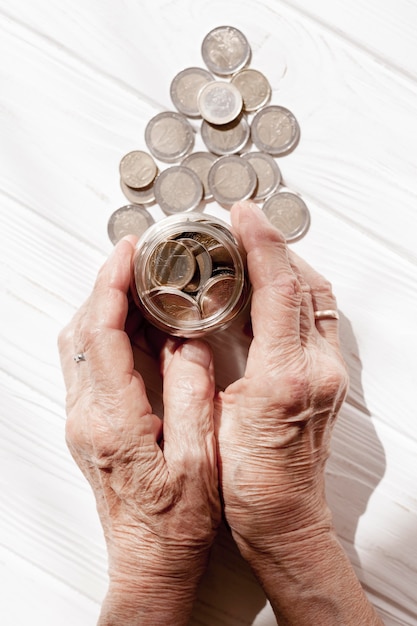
[231,201,303,358]
[290,251,341,352]
[162,340,216,472]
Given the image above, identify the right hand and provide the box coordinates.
[215,201,349,549]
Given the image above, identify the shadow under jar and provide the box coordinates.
[132,213,250,337]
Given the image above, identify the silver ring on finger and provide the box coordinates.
[73,352,86,363]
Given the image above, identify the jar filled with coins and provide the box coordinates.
[132,213,250,337]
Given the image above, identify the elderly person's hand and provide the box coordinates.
[215,202,383,625]
[58,236,220,626]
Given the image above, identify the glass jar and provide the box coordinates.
[132,212,250,337]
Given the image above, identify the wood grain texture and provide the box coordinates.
[1,0,416,624]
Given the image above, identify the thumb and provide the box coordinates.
[162,340,216,471]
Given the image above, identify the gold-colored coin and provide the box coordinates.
[176,238,213,293]
[199,274,237,318]
[148,288,202,322]
[149,240,196,289]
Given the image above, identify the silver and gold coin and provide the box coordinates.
[199,274,237,318]
[241,151,281,201]
[201,25,251,76]
[207,155,257,205]
[201,115,250,155]
[107,204,155,245]
[154,165,203,214]
[170,67,213,117]
[149,240,196,289]
[231,68,271,112]
[120,179,155,205]
[262,191,310,242]
[119,150,158,189]
[251,105,300,156]
[181,151,217,200]
[148,287,202,322]
[176,238,213,293]
[197,81,243,125]
[145,111,195,163]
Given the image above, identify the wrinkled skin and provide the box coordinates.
[58,201,352,624]
[215,202,349,550]
[58,236,220,624]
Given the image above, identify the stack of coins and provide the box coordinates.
[108,25,311,247]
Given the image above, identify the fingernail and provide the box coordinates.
[180,340,211,369]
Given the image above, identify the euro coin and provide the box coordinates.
[148,288,202,322]
[242,151,281,201]
[170,67,213,117]
[181,151,217,200]
[119,150,158,189]
[149,240,196,289]
[154,165,203,214]
[231,68,271,112]
[201,115,250,155]
[145,111,194,163]
[262,192,310,242]
[199,274,237,318]
[198,81,243,125]
[207,155,257,205]
[201,26,251,76]
[251,105,300,156]
[120,178,155,205]
[107,204,155,245]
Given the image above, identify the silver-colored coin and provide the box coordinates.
[198,81,243,125]
[251,105,300,156]
[170,67,213,117]
[262,192,310,242]
[207,155,257,205]
[181,151,217,200]
[201,115,250,155]
[107,204,155,245]
[120,178,155,205]
[201,26,251,76]
[177,238,213,293]
[119,150,158,189]
[148,287,201,322]
[242,151,281,201]
[149,240,196,289]
[199,274,237,318]
[145,111,195,163]
[154,166,203,214]
[231,68,271,112]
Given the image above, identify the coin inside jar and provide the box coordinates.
[199,274,237,318]
[176,238,213,292]
[148,288,202,322]
[201,25,251,76]
[170,67,214,117]
[207,155,257,205]
[198,81,243,125]
[251,105,300,156]
[262,191,311,242]
[119,150,158,189]
[149,240,196,289]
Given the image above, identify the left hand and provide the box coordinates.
[58,236,220,626]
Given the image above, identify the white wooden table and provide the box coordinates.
[1,1,416,624]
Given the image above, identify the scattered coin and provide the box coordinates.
[251,105,300,156]
[119,150,158,189]
[241,151,281,201]
[231,68,271,112]
[201,25,251,76]
[145,111,195,163]
[154,165,203,214]
[262,191,310,242]
[149,240,196,289]
[170,67,214,117]
[107,204,155,245]
[181,151,218,200]
[148,287,202,322]
[201,115,250,155]
[199,274,237,318]
[207,155,257,205]
[198,81,243,125]
[120,179,155,205]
